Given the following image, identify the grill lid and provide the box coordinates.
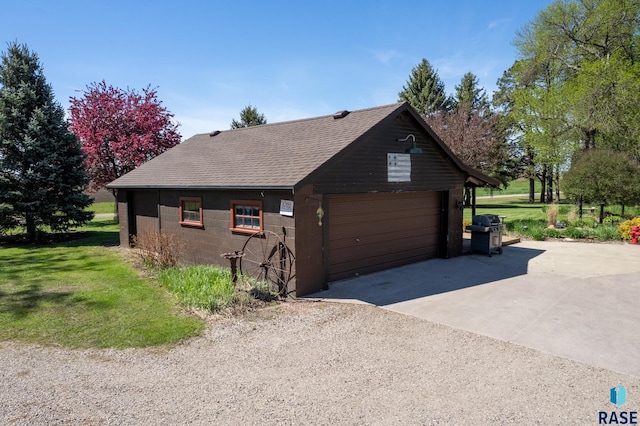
[472,214,501,227]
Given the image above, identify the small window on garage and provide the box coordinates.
[180,197,203,226]
[230,200,262,232]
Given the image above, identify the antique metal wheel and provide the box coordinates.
[239,230,294,296]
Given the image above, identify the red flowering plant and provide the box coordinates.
[69,81,181,193]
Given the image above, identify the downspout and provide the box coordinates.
[157,191,162,232]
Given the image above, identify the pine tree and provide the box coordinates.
[230,104,267,128]
[0,42,93,240]
[452,72,489,113]
[398,58,451,115]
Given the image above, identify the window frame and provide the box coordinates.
[179,196,203,227]
[230,200,263,233]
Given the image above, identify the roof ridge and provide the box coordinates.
[197,102,406,136]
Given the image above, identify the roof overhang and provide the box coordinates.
[463,169,501,188]
[105,184,295,191]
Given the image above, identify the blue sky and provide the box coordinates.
[3,1,552,139]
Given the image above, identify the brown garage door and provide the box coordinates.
[327,191,441,281]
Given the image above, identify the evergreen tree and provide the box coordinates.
[0,42,93,240]
[230,104,267,128]
[398,58,451,115]
[452,72,489,113]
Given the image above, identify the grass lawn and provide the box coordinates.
[477,178,539,196]
[87,201,116,215]
[0,219,203,348]
[465,195,639,241]
[464,195,549,222]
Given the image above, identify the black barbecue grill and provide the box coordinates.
[466,214,504,256]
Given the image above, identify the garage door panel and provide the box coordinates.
[329,196,434,215]
[329,247,439,279]
[330,193,437,211]
[329,208,440,226]
[331,208,438,225]
[329,230,439,264]
[329,216,439,240]
[329,225,439,251]
[327,192,441,281]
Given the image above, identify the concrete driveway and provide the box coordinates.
[309,240,640,377]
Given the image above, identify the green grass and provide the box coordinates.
[158,265,239,311]
[87,201,116,215]
[464,195,550,222]
[157,265,276,312]
[477,178,540,196]
[464,195,635,242]
[0,218,203,348]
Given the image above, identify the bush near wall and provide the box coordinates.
[618,218,640,241]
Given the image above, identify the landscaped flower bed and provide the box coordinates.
[504,217,627,242]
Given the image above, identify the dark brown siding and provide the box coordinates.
[326,192,440,281]
[447,187,464,258]
[292,185,324,296]
[133,190,159,235]
[156,189,297,291]
[116,190,129,247]
[311,110,465,194]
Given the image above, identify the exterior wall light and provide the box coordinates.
[397,134,422,154]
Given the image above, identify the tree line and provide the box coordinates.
[0,41,266,240]
[2,0,639,239]
[398,0,640,217]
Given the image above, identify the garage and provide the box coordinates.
[110,102,498,296]
[327,191,442,281]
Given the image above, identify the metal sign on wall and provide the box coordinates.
[387,153,411,182]
[280,199,294,216]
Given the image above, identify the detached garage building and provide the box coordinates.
[107,102,497,296]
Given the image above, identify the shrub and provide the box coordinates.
[588,224,620,241]
[603,215,622,225]
[530,227,547,241]
[133,230,185,269]
[547,204,559,226]
[564,227,588,239]
[573,217,596,228]
[462,219,471,233]
[566,209,577,225]
[544,228,563,239]
[618,217,640,240]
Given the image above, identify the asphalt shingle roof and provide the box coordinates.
[108,102,405,189]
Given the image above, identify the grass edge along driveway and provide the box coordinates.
[0,220,203,349]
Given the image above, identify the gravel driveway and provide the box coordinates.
[1,301,638,425]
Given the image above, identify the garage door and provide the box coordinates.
[327,192,441,281]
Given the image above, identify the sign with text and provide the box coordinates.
[280,199,294,216]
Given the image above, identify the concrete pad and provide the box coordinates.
[308,240,640,377]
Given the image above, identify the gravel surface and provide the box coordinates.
[1,301,638,425]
